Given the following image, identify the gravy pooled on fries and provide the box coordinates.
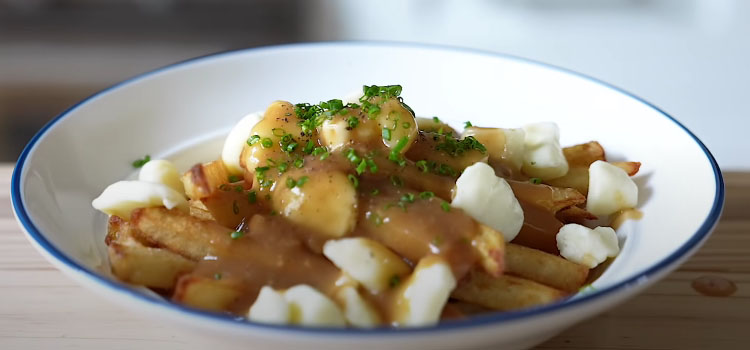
[93,85,641,328]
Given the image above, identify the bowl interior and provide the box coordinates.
[13,43,721,331]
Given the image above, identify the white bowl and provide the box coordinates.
[11,42,723,350]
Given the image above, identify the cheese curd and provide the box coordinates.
[138,159,185,195]
[451,162,524,241]
[393,256,456,327]
[587,160,639,216]
[334,286,381,328]
[221,111,263,175]
[522,122,568,180]
[91,181,187,220]
[323,238,410,293]
[556,223,620,268]
[248,285,346,327]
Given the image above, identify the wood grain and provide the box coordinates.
[2,165,748,349]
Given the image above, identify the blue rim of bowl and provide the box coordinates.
[11,41,724,335]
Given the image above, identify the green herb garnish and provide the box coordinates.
[247,135,261,146]
[530,177,542,184]
[348,174,359,188]
[230,231,244,240]
[131,155,151,168]
[441,201,451,212]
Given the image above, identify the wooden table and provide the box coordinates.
[1,164,748,349]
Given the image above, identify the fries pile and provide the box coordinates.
[94,85,641,328]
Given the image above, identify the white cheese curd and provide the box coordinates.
[522,122,568,180]
[556,223,620,268]
[586,160,639,216]
[451,162,524,241]
[221,111,263,175]
[247,286,290,325]
[91,181,188,220]
[319,117,351,151]
[335,286,381,328]
[283,285,346,327]
[393,256,456,327]
[138,159,184,195]
[323,238,410,293]
[248,285,346,327]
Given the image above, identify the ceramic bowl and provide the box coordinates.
[11,42,724,350]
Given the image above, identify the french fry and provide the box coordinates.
[173,274,242,312]
[106,216,196,289]
[452,270,565,311]
[473,224,506,277]
[130,207,234,260]
[556,206,597,224]
[188,200,215,221]
[563,141,606,167]
[505,243,589,292]
[182,160,230,200]
[508,181,586,213]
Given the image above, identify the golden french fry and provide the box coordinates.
[452,270,565,311]
[106,216,196,289]
[505,243,589,292]
[611,161,641,176]
[563,141,605,167]
[188,200,215,221]
[173,274,242,312]
[182,160,230,200]
[130,207,234,260]
[473,224,506,277]
[508,180,586,213]
[556,206,597,224]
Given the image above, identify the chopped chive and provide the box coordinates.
[297,176,309,187]
[247,191,257,204]
[293,158,304,168]
[278,162,289,173]
[402,122,410,129]
[285,142,298,152]
[247,135,261,146]
[356,159,367,175]
[234,185,243,193]
[370,189,380,196]
[415,160,429,173]
[260,137,273,148]
[230,231,244,240]
[286,177,297,188]
[464,121,473,128]
[346,148,361,164]
[232,200,239,214]
[271,128,285,137]
[218,184,230,191]
[530,177,542,184]
[441,201,451,212]
[303,140,315,154]
[347,116,359,129]
[419,191,434,199]
[382,127,392,141]
[131,155,151,168]
[214,273,222,280]
[348,174,359,188]
[366,158,378,173]
[432,116,440,123]
[228,175,241,183]
[400,193,415,203]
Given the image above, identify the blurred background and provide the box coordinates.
[1,0,747,169]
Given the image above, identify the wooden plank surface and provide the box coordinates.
[1,164,748,349]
